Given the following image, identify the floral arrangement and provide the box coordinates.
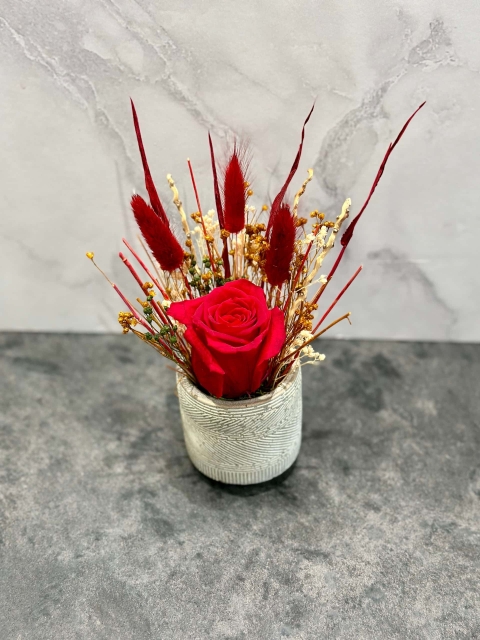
[88,101,424,399]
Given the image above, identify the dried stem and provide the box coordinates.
[292,168,313,218]
[312,265,362,333]
[280,312,352,365]
[167,173,197,263]
[187,158,216,271]
[122,238,169,299]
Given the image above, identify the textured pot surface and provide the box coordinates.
[176,365,302,485]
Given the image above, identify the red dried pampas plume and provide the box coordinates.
[223,144,249,234]
[130,99,169,226]
[325,101,427,284]
[265,202,296,287]
[208,134,225,230]
[208,134,231,278]
[267,104,315,235]
[131,194,184,272]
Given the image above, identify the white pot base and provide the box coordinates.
[177,364,302,486]
[185,437,301,485]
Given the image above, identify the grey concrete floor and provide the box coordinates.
[0,333,479,639]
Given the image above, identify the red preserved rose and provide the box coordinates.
[168,279,286,398]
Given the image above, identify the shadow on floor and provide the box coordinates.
[190,460,297,497]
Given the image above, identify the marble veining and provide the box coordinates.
[1,1,479,340]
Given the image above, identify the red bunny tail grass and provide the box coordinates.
[223,144,249,234]
[130,99,169,226]
[265,203,296,287]
[131,194,184,272]
[267,103,315,234]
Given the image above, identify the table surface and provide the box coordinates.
[1,333,479,639]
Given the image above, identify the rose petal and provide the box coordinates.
[202,335,262,398]
[203,327,266,355]
[195,313,248,346]
[211,300,254,326]
[174,280,286,398]
[250,306,286,391]
[208,301,257,337]
[224,279,268,304]
[183,327,225,398]
[168,298,203,327]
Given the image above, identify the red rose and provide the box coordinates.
[168,279,286,398]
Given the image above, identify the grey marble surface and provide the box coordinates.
[1,332,479,639]
[1,1,480,340]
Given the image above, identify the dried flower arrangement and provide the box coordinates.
[88,100,424,400]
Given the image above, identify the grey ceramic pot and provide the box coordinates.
[176,364,302,485]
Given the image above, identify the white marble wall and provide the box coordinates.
[1,0,479,341]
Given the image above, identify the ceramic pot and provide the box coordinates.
[176,364,302,485]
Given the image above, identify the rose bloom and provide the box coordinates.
[168,279,286,398]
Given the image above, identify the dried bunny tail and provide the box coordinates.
[131,194,184,272]
[267,103,315,234]
[265,202,296,287]
[130,99,169,225]
[223,142,249,234]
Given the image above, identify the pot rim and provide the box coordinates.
[176,360,301,409]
